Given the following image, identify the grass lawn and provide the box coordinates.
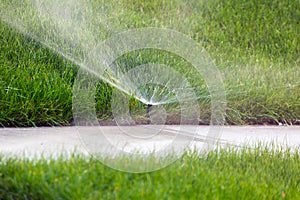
[0,1,299,198]
[0,0,299,127]
[0,146,299,199]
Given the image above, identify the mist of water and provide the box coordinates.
[1,0,228,172]
[1,0,203,106]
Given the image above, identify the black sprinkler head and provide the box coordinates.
[147,104,153,115]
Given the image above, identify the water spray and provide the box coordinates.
[0,0,226,172]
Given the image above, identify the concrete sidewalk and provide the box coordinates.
[0,126,299,159]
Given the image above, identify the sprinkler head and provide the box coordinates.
[147,104,153,115]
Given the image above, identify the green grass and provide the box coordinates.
[0,0,299,126]
[0,146,300,199]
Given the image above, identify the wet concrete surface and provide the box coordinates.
[0,126,299,159]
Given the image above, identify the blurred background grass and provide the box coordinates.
[0,0,299,126]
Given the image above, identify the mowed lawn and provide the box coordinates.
[0,147,300,199]
[0,0,300,199]
[0,0,299,127]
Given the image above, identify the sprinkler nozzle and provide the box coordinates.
[147,104,153,116]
